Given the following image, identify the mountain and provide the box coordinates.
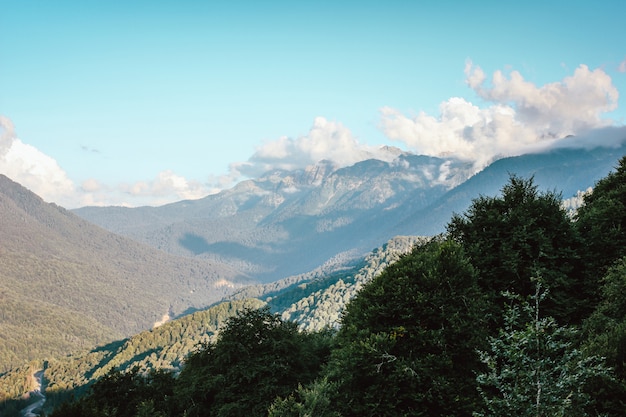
[0,174,252,371]
[3,142,626,416]
[74,154,475,280]
[390,144,626,237]
[0,235,420,416]
[74,144,626,282]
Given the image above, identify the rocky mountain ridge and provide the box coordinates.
[74,144,626,282]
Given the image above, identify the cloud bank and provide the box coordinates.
[2,61,624,208]
[227,117,400,180]
[380,61,622,170]
[0,116,213,208]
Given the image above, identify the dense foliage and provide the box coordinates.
[475,285,612,416]
[9,156,626,416]
[325,238,487,416]
[51,307,333,417]
[447,175,589,324]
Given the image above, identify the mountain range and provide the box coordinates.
[75,143,626,282]
[2,140,626,416]
[2,142,625,372]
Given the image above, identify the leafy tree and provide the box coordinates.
[174,306,332,417]
[475,283,613,417]
[324,238,488,417]
[576,155,626,277]
[447,175,588,324]
[584,256,626,379]
[268,377,341,417]
[582,256,626,414]
[49,367,175,417]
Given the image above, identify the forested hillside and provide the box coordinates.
[0,235,420,416]
[26,156,626,416]
[0,174,252,371]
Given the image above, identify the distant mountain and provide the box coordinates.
[0,174,252,371]
[390,144,626,237]
[74,154,475,280]
[74,144,626,282]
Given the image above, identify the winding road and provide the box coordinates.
[20,370,45,417]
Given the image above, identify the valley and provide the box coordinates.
[2,143,626,416]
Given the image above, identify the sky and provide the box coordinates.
[1,0,626,208]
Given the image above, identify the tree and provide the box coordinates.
[268,377,341,417]
[174,306,332,417]
[475,283,613,417]
[324,238,488,417]
[575,155,626,277]
[49,367,176,417]
[447,175,588,325]
[581,256,626,414]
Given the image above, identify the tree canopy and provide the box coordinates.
[45,163,626,417]
[325,238,488,417]
[447,175,588,324]
[576,155,626,276]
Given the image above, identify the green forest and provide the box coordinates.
[10,156,626,416]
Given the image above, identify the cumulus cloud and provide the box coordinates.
[228,116,400,180]
[0,139,78,206]
[125,170,208,200]
[0,116,78,207]
[381,61,622,171]
[0,115,215,208]
[0,115,16,157]
[73,171,216,208]
[619,57,626,73]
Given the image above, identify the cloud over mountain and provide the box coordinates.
[0,116,77,206]
[2,62,624,208]
[228,117,400,180]
[380,62,621,170]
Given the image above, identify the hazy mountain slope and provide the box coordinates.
[74,154,472,280]
[0,298,266,417]
[74,146,626,283]
[391,144,626,237]
[0,174,252,370]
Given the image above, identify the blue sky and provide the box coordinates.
[1,0,625,207]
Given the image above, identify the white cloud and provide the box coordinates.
[0,115,16,158]
[0,115,215,208]
[124,170,209,201]
[73,171,216,208]
[619,57,626,73]
[227,116,401,180]
[381,61,622,170]
[467,62,618,134]
[0,128,78,207]
[81,178,101,192]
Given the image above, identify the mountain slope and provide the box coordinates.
[74,145,626,282]
[0,235,421,416]
[391,144,626,237]
[0,174,252,371]
[74,154,473,280]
